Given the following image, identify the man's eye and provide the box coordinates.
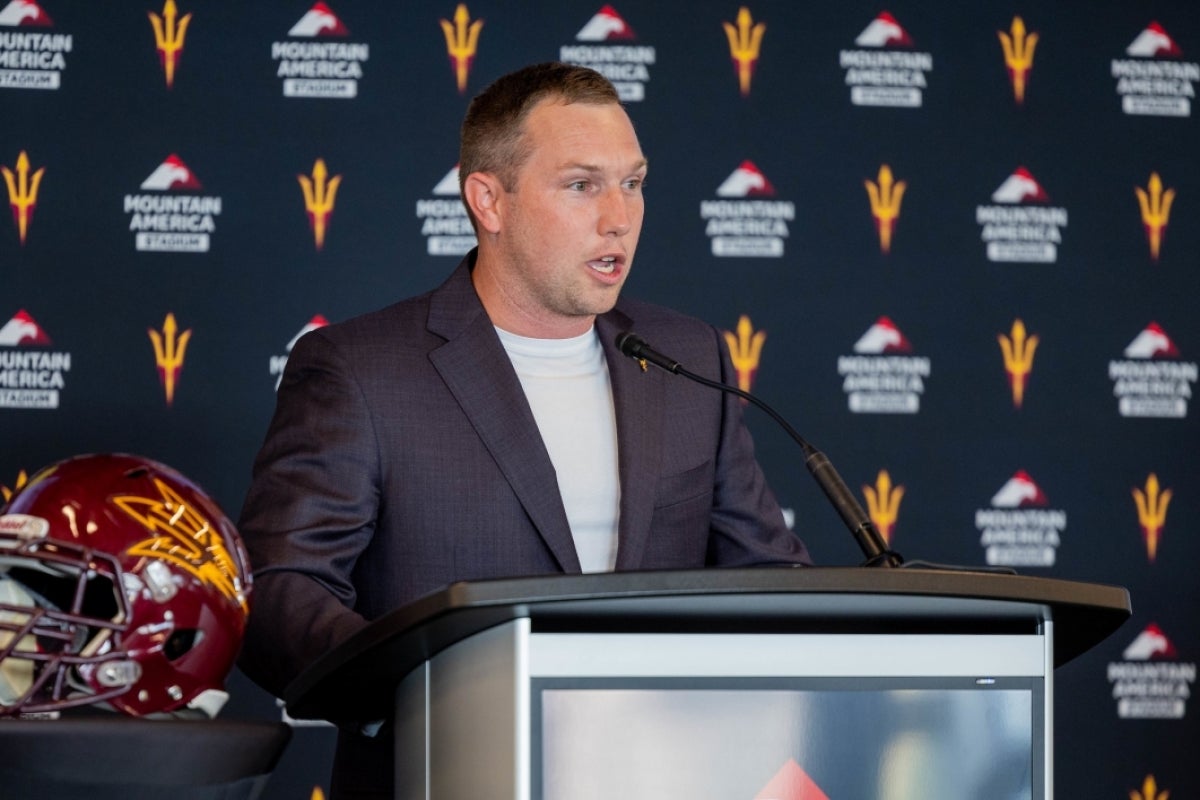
[625,178,645,191]
[568,181,589,191]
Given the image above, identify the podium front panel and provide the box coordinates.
[535,677,1042,799]
[396,617,1054,799]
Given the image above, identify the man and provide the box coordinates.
[238,62,811,797]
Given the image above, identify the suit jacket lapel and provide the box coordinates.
[597,311,663,570]
[426,261,582,573]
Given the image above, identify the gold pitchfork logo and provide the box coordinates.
[1,151,44,246]
[1130,774,1170,800]
[998,319,1038,409]
[299,159,342,250]
[723,315,766,395]
[149,312,192,406]
[865,165,906,254]
[1132,474,1171,563]
[998,17,1038,104]
[863,470,904,545]
[440,4,483,94]
[723,7,766,97]
[1135,172,1175,262]
[149,0,192,89]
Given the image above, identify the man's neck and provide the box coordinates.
[470,253,596,339]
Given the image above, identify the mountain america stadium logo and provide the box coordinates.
[974,471,1066,567]
[123,154,222,252]
[0,308,70,409]
[1108,623,1195,719]
[559,6,655,102]
[0,0,72,91]
[1108,322,1197,418]
[271,2,369,99]
[415,164,475,256]
[838,317,930,414]
[975,167,1068,263]
[839,12,933,108]
[1112,22,1199,117]
[699,161,794,258]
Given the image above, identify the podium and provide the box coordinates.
[285,567,1130,800]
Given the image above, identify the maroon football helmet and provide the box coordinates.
[0,454,252,718]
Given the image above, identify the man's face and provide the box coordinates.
[487,98,646,337]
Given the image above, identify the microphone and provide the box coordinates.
[616,331,902,568]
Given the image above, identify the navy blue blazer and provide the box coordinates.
[238,253,810,699]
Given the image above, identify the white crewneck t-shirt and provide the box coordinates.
[496,325,620,572]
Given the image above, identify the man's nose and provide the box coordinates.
[598,188,633,236]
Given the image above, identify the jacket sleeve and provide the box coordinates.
[236,330,377,698]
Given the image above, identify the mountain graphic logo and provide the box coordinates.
[140,155,202,191]
[853,317,912,354]
[715,161,775,197]
[1124,322,1180,359]
[991,167,1049,203]
[288,2,349,37]
[0,309,51,346]
[854,12,913,48]
[576,5,636,41]
[432,165,461,196]
[1126,22,1182,58]
[0,0,52,26]
[1123,624,1177,661]
[990,470,1049,508]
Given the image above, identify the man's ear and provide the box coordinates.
[462,172,504,235]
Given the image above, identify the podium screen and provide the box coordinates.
[532,677,1042,800]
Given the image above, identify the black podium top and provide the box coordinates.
[285,567,1130,723]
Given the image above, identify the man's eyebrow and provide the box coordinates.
[557,159,649,173]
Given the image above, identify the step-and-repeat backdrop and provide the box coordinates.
[2,1,1196,797]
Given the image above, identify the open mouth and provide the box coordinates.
[589,254,626,277]
[590,256,617,274]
